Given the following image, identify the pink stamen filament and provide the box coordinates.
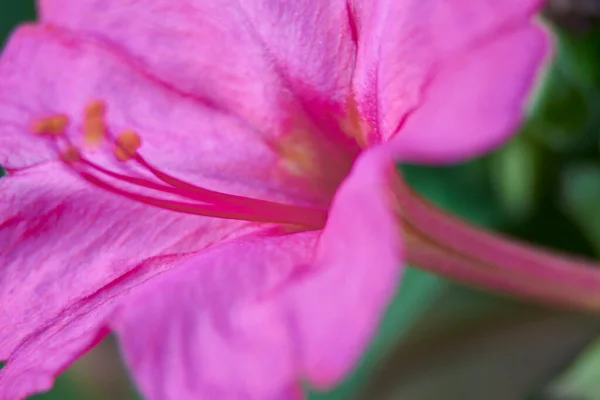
[81,159,185,194]
[34,106,329,228]
[133,153,296,210]
[69,156,327,229]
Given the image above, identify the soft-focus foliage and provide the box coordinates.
[1,1,600,399]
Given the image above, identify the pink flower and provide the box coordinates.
[0,1,550,399]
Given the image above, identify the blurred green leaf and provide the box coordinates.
[401,160,502,226]
[561,163,600,256]
[29,376,86,400]
[526,63,590,151]
[541,338,600,400]
[525,22,600,153]
[555,23,600,89]
[0,1,36,45]
[489,136,539,220]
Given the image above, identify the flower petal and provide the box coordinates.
[283,146,404,387]
[390,24,549,163]
[0,28,57,169]
[0,164,254,398]
[0,26,342,205]
[110,148,403,399]
[38,0,359,163]
[112,230,319,400]
[351,0,545,152]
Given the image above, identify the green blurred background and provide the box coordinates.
[3,1,600,399]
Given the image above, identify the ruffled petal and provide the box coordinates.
[351,0,545,154]
[38,0,360,171]
[390,24,548,163]
[112,147,404,399]
[0,164,254,399]
[112,230,319,400]
[39,0,355,111]
[283,146,404,387]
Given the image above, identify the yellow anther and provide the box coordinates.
[31,114,69,136]
[114,130,142,161]
[83,100,107,147]
[84,116,106,146]
[85,100,106,120]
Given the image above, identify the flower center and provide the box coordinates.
[31,100,329,229]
